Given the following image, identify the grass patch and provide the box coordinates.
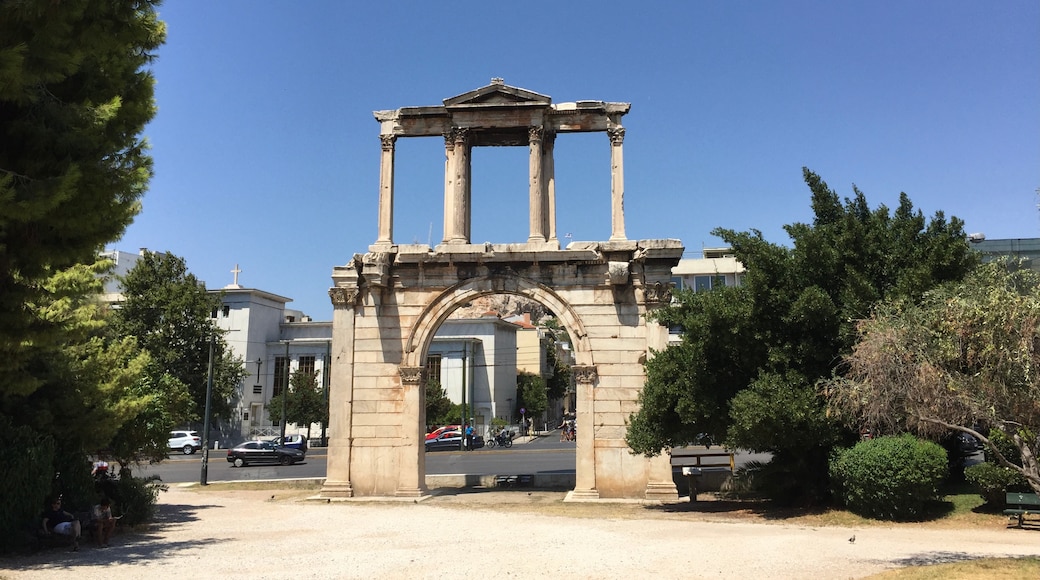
[862,557,1040,579]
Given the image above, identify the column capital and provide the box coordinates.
[329,287,359,308]
[399,365,423,385]
[608,127,626,146]
[380,134,396,151]
[643,281,674,306]
[573,365,598,386]
[528,125,544,144]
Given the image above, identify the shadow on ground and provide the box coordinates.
[3,500,223,572]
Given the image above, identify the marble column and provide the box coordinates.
[543,131,557,243]
[319,286,359,498]
[608,127,627,241]
[570,364,599,499]
[396,365,427,497]
[376,134,396,245]
[442,132,453,244]
[528,126,546,243]
[443,128,470,244]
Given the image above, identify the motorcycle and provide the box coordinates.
[488,430,514,449]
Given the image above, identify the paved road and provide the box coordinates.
[139,433,578,484]
[139,432,769,485]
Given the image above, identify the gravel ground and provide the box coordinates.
[4,484,1040,580]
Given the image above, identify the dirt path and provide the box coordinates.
[4,485,1040,579]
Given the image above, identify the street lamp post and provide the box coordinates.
[280,340,290,440]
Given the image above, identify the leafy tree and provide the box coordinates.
[424,378,455,427]
[826,261,1040,495]
[0,1,165,401]
[268,370,328,440]
[517,372,548,420]
[628,168,978,504]
[113,251,245,422]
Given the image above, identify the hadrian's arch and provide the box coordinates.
[321,80,684,501]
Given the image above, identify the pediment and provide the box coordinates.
[444,78,551,107]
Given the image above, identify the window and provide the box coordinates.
[222,305,230,317]
[694,275,727,292]
[670,276,684,291]
[425,354,442,384]
[274,356,287,396]
[242,411,249,421]
[298,355,316,376]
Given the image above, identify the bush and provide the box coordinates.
[0,419,54,554]
[113,472,167,527]
[964,461,1030,506]
[830,434,948,521]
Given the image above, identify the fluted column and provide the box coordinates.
[608,127,627,241]
[543,131,557,243]
[376,134,396,245]
[528,126,546,243]
[443,128,470,244]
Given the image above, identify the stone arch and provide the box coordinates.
[320,81,684,502]
[402,275,593,370]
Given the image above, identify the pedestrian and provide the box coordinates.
[92,497,116,548]
[41,496,81,551]
[464,424,474,451]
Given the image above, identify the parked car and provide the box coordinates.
[266,434,308,452]
[426,425,460,441]
[168,430,202,455]
[226,440,305,467]
[425,430,484,452]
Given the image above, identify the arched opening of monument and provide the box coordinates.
[419,292,578,492]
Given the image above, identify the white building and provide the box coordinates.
[671,247,746,292]
[426,314,520,435]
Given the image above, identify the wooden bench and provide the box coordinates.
[1004,492,1040,528]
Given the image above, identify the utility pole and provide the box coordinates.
[280,340,290,440]
[460,345,467,451]
[200,331,215,486]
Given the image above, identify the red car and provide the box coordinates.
[426,425,460,441]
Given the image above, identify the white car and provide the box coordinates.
[168,430,202,455]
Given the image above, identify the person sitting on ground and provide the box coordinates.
[41,496,81,551]
[92,497,116,548]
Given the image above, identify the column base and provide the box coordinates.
[319,481,354,498]
[644,482,679,502]
[395,486,427,498]
[564,488,601,502]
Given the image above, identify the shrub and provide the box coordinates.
[0,419,54,554]
[830,434,947,521]
[964,461,1029,506]
[113,472,167,527]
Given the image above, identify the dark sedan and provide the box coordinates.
[425,430,484,452]
[226,440,305,467]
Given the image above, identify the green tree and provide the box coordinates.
[0,1,165,401]
[278,370,328,440]
[424,378,455,427]
[826,261,1040,495]
[113,251,245,422]
[517,372,548,420]
[628,168,978,504]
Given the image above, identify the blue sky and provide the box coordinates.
[113,1,1040,320]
